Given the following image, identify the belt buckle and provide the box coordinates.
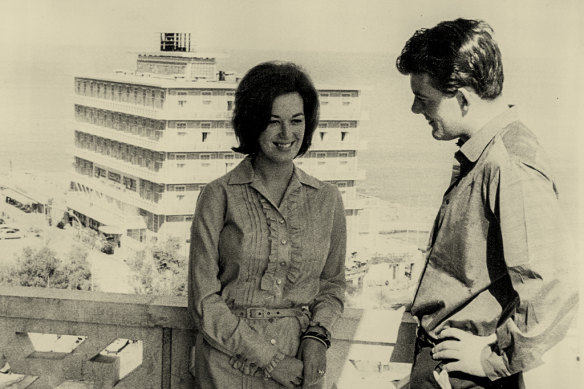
[247,308,266,319]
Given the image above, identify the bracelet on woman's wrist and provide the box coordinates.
[301,331,331,349]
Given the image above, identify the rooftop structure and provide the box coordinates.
[69,33,367,251]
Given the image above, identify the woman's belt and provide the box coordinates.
[231,306,308,319]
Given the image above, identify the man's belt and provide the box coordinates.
[231,306,308,319]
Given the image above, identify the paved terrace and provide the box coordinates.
[0,286,579,388]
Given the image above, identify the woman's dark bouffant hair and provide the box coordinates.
[231,61,319,157]
[396,18,504,100]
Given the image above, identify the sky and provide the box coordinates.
[1,0,582,225]
[1,0,582,56]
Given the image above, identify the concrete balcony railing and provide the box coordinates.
[0,286,417,389]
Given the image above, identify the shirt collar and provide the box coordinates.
[228,156,322,189]
[458,106,519,162]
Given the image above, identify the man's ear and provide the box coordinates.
[456,88,472,116]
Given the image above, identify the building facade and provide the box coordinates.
[70,33,366,251]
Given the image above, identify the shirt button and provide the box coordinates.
[279,219,285,224]
[280,261,286,267]
[270,339,276,345]
[281,240,287,245]
[276,279,282,285]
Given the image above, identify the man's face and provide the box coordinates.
[409,73,464,141]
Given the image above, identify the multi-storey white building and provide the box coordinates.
[69,33,366,251]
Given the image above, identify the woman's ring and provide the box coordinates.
[318,369,325,375]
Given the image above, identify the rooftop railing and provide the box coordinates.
[0,286,416,388]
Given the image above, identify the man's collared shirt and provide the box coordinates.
[411,107,578,379]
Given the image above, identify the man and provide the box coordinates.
[396,19,578,388]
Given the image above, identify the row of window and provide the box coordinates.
[171,120,356,129]
[305,150,356,158]
[137,61,186,76]
[75,78,165,108]
[75,105,237,141]
[75,131,165,172]
[170,90,233,96]
[167,152,242,160]
[174,121,229,129]
[167,183,206,192]
[75,77,359,111]
[318,121,357,129]
[319,91,358,98]
[76,130,355,163]
[75,158,164,202]
[75,105,165,140]
[165,214,194,223]
[164,150,355,160]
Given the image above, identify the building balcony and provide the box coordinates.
[74,121,238,154]
[74,122,164,152]
[73,149,161,183]
[162,139,237,152]
[163,106,233,121]
[71,172,201,216]
[74,147,239,184]
[71,172,158,214]
[75,95,235,122]
[0,286,418,389]
[75,96,163,120]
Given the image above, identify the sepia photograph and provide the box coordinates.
[0,0,581,387]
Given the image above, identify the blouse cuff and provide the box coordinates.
[311,310,338,338]
[263,350,286,378]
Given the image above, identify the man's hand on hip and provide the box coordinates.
[431,328,496,377]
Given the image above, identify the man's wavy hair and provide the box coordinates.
[396,18,504,99]
[231,61,319,157]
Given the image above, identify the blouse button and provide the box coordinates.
[276,279,282,285]
[279,219,285,224]
[281,240,287,245]
[270,339,276,345]
[280,261,286,267]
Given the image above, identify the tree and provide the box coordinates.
[1,245,92,291]
[126,237,187,296]
[14,246,61,288]
[60,244,92,290]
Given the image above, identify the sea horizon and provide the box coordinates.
[0,44,580,230]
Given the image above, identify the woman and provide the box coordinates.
[188,62,346,388]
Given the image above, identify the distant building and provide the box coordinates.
[70,33,366,250]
